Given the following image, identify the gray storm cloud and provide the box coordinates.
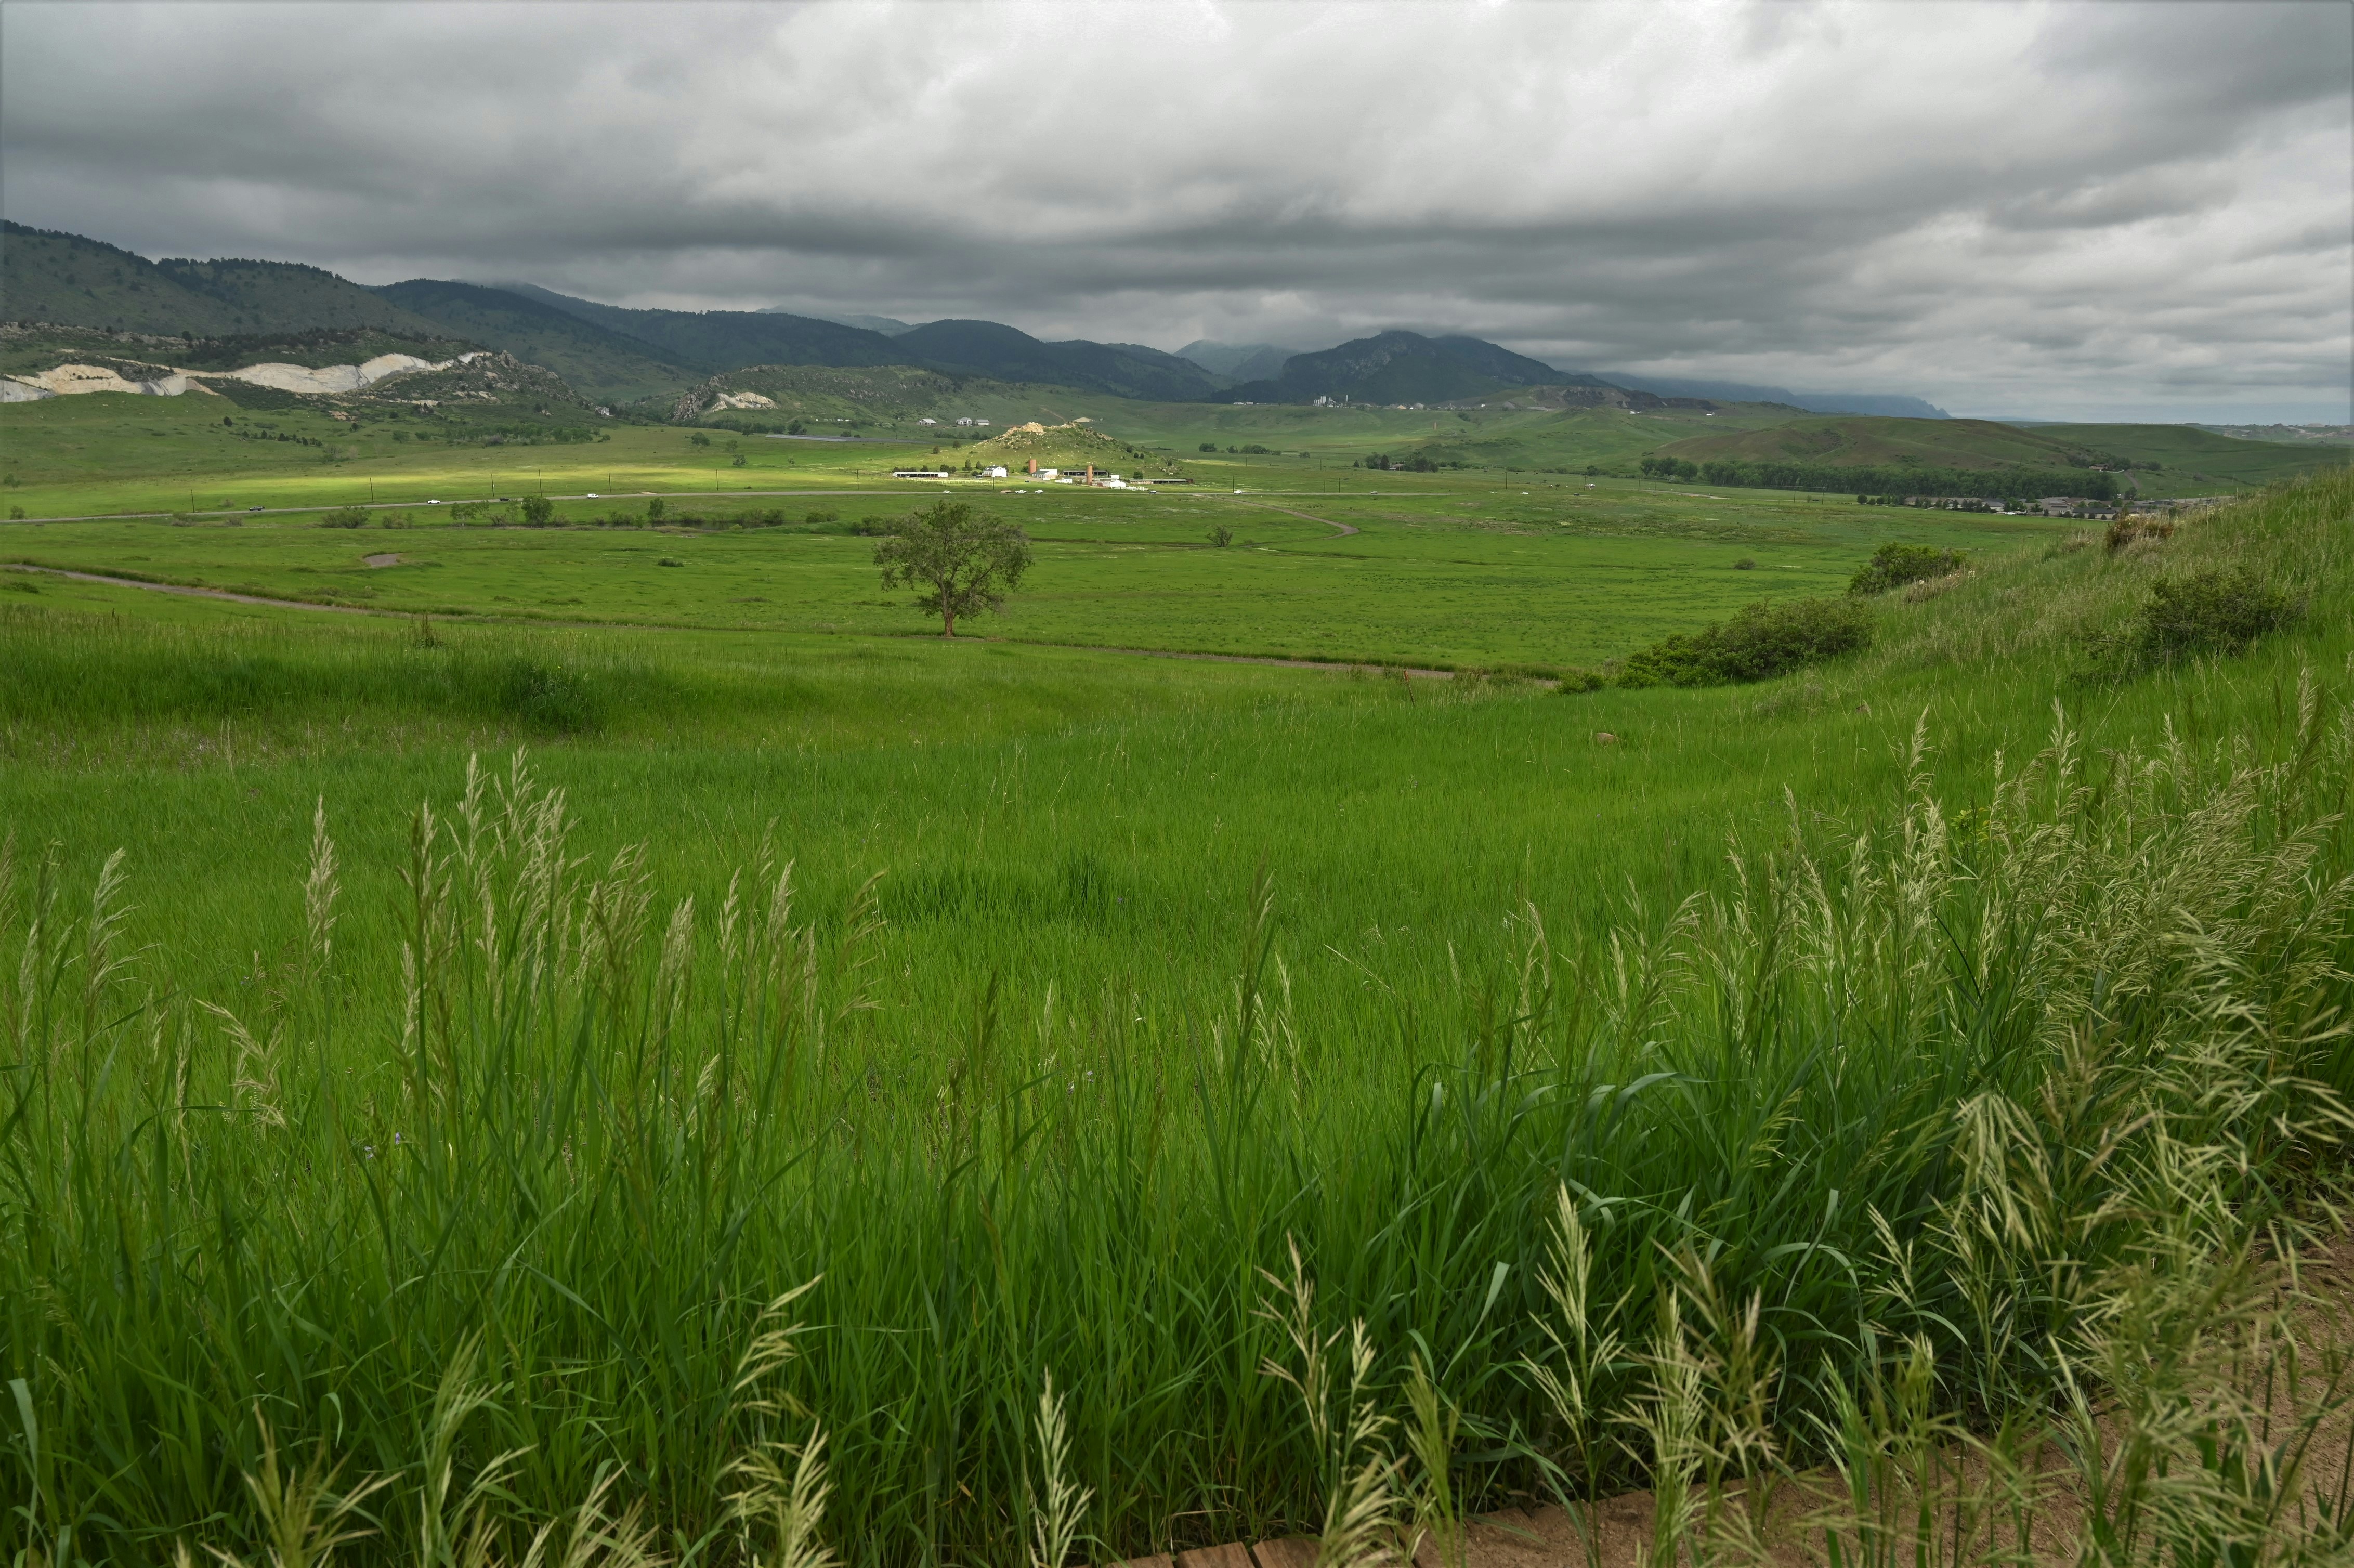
[2,0,2346,419]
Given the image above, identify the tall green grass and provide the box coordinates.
[3,475,2351,1566]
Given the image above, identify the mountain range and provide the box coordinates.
[1,220,1948,416]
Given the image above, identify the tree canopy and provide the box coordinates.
[873,501,1033,638]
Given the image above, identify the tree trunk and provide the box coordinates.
[942,605,956,638]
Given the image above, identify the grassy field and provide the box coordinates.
[3,394,2063,668]
[4,488,2050,668]
[4,383,2353,1566]
[4,445,2354,1553]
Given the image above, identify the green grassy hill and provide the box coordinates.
[1656,412,2346,497]
[1659,413,2093,470]
[2032,421,2349,491]
[961,419,1181,476]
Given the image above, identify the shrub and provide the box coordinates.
[1849,543,1967,596]
[1207,525,1233,548]
[2136,569,2298,663]
[318,506,369,529]
[805,510,838,526]
[1616,597,1874,688]
[1734,558,1757,570]
[520,494,556,527]
[657,557,685,568]
[2106,513,2178,553]
[497,657,599,734]
[646,499,666,522]
[1556,667,1606,693]
[1199,442,1217,452]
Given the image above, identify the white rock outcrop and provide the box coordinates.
[1,348,487,401]
[1,363,210,398]
[226,351,483,395]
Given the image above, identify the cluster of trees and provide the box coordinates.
[1643,455,2119,501]
[1357,452,1456,472]
[460,425,606,447]
[231,426,328,448]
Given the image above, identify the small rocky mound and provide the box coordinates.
[965,421,1174,475]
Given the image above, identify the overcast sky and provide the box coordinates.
[4,1,2348,421]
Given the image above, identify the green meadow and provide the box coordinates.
[3,404,2058,668]
[4,379,2353,1567]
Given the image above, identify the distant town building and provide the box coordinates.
[956,417,975,427]
[982,465,1009,479]
[919,417,937,425]
[891,468,951,479]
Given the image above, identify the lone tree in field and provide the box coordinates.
[874,501,1032,638]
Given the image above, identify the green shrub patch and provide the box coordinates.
[1614,596,1873,687]
[1849,542,1967,596]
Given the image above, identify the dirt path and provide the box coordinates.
[1011,639,1451,679]
[1223,498,1359,537]
[4,562,374,613]
[0,562,1480,680]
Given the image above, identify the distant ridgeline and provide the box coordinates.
[2,221,1983,419]
[1645,455,2122,500]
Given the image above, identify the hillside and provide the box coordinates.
[3,222,447,338]
[1658,413,2089,470]
[1176,339,1297,381]
[1656,413,2346,497]
[2031,422,2350,491]
[0,224,450,339]
[1594,371,1950,419]
[498,284,916,373]
[891,319,1222,401]
[371,280,702,403]
[1224,329,1573,404]
[509,286,1223,401]
[671,363,1117,431]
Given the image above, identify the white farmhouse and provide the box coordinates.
[981,465,1009,479]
